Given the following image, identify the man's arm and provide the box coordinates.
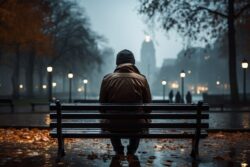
[99,78,107,113]
[142,79,152,113]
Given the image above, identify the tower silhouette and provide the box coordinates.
[140,35,156,83]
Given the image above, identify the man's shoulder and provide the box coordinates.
[104,72,146,81]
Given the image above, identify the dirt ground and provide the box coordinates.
[0,128,250,167]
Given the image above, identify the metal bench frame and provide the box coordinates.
[0,99,14,112]
[50,100,209,160]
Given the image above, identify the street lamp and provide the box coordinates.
[47,66,53,102]
[241,59,248,102]
[161,80,167,100]
[83,79,88,100]
[180,70,186,102]
[52,82,57,87]
[68,72,73,103]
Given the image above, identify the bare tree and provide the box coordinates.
[139,0,250,103]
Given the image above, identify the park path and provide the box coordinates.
[0,129,250,167]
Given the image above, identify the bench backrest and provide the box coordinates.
[0,99,13,103]
[50,100,209,133]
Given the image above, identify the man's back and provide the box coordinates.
[99,64,151,104]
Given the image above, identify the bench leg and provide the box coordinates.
[32,105,35,112]
[191,138,199,159]
[57,138,65,158]
[11,105,14,113]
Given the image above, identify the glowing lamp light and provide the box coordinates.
[47,66,53,72]
[188,70,191,74]
[161,81,167,85]
[145,35,151,42]
[83,79,88,84]
[216,81,220,85]
[171,82,179,89]
[78,88,82,92]
[68,72,73,79]
[42,84,47,89]
[52,82,57,87]
[241,59,248,69]
[241,162,248,167]
[19,84,24,89]
[180,70,186,78]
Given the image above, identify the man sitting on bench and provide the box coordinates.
[99,49,152,157]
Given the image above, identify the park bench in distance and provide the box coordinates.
[30,102,49,112]
[0,99,14,112]
[50,100,209,160]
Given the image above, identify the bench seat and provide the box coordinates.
[50,129,208,138]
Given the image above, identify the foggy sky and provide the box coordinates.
[79,0,183,67]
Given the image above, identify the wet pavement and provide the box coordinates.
[0,129,249,167]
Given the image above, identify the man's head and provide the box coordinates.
[116,49,135,65]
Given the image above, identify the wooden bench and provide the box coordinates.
[50,100,209,160]
[31,102,49,112]
[0,99,14,112]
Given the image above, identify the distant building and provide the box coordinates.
[140,35,156,83]
[162,58,176,67]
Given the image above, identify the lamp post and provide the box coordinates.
[83,79,88,100]
[47,66,53,102]
[68,72,73,103]
[241,59,248,102]
[180,70,186,102]
[161,80,167,100]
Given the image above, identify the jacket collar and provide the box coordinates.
[114,63,141,74]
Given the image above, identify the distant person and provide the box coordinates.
[168,90,174,103]
[186,91,192,104]
[175,91,181,103]
[99,49,152,157]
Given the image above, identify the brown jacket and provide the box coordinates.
[99,63,152,132]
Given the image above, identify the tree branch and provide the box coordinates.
[198,6,228,18]
[235,3,250,19]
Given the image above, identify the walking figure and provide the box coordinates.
[168,90,173,103]
[175,91,181,103]
[186,91,192,104]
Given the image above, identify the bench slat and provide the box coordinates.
[50,113,209,119]
[50,103,209,111]
[50,122,209,129]
[50,129,208,138]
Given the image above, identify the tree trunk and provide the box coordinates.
[227,0,239,103]
[25,47,35,97]
[38,59,44,95]
[11,44,20,99]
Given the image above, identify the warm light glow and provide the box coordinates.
[52,82,57,87]
[68,73,73,79]
[145,35,151,42]
[78,88,83,92]
[161,81,167,85]
[171,82,179,89]
[242,59,248,69]
[180,70,186,78]
[42,85,47,89]
[196,85,208,94]
[241,162,248,167]
[19,84,23,89]
[216,81,220,85]
[83,79,88,84]
[47,66,53,72]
